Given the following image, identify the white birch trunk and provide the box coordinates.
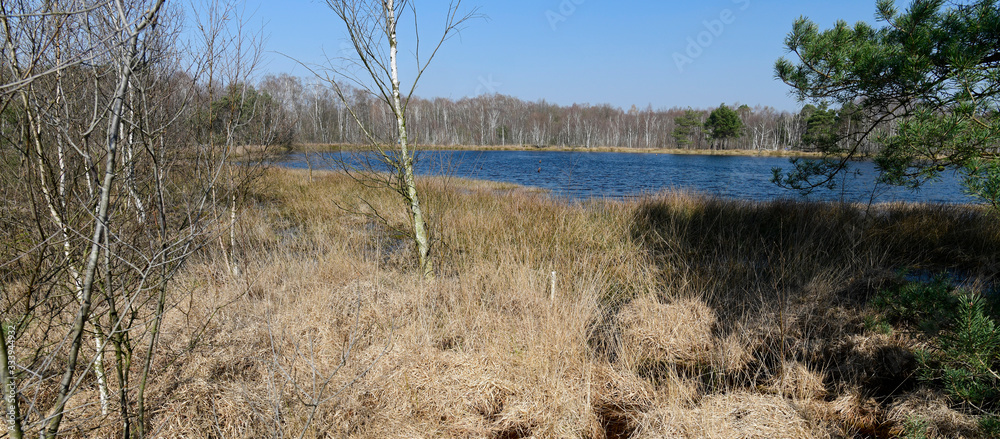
[386,0,432,278]
[42,2,166,436]
[229,190,240,276]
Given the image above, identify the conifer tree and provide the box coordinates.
[773,0,1000,206]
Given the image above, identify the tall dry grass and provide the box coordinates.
[25,167,1000,438]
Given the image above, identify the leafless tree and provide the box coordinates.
[191,0,289,277]
[277,83,823,151]
[2,1,172,436]
[314,0,479,279]
[1,0,273,437]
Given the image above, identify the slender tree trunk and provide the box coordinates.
[42,2,165,436]
[104,227,132,439]
[94,326,109,416]
[386,0,432,278]
[229,184,240,276]
[135,277,168,439]
[136,134,174,439]
[43,70,122,439]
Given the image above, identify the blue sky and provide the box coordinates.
[240,0,897,112]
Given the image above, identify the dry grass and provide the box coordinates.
[618,296,717,369]
[636,392,829,438]
[887,389,981,438]
[11,167,1000,438]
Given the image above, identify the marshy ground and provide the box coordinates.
[47,168,1000,438]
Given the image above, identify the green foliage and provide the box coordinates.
[872,274,959,334]
[863,314,894,335]
[980,414,1000,436]
[0,101,25,151]
[671,109,702,148]
[495,125,510,143]
[800,104,839,151]
[963,158,1000,213]
[911,292,1000,409]
[704,104,743,149]
[773,0,1000,208]
[874,276,1000,411]
[901,415,929,439]
[935,293,1000,405]
[197,82,294,147]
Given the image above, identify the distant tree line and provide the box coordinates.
[258,73,894,153]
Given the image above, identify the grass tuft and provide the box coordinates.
[18,167,1000,438]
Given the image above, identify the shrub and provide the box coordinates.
[900,415,929,439]
[872,274,959,334]
[875,276,1000,425]
[979,415,1000,437]
[933,293,1000,406]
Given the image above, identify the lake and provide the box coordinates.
[278,150,971,204]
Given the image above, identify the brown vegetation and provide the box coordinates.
[11,167,1000,438]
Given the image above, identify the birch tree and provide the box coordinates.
[1,0,254,437]
[320,0,477,278]
[2,2,168,436]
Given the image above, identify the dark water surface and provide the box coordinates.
[278,150,970,204]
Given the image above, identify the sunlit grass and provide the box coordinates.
[33,167,999,438]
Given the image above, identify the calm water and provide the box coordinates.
[278,150,970,204]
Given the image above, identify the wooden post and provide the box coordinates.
[549,271,557,301]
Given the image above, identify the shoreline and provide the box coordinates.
[291,142,825,158]
[277,168,977,209]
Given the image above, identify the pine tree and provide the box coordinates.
[704,104,744,150]
[773,0,1000,207]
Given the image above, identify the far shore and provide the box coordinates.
[291,143,826,158]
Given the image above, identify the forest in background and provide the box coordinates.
[256,73,881,153]
[5,0,999,437]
